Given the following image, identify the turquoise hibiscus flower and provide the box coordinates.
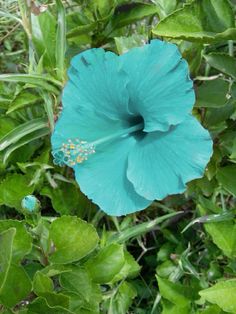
[51,40,213,216]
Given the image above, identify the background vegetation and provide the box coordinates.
[0,0,236,313]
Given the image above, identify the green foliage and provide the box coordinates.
[0,0,236,313]
[199,280,236,313]
[153,0,236,42]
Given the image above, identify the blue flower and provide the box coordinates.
[51,40,213,216]
[21,195,40,213]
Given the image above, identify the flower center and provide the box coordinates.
[53,122,143,167]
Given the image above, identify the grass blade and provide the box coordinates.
[181,211,235,233]
[0,74,62,94]
[0,118,48,151]
[55,0,66,82]
[108,211,183,244]
[3,128,50,164]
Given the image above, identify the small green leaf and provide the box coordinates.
[33,271,54,296]
[180,42,203,76]
[49,216,99,264]
[217,165,236,196]
[33,271,70,308]
[195,79,228,108]
[112,250,141,282]
[7,90,40,114]
[0,220,32,262]
[85,243,125,284]
[0,228,16,292]
[115,34,147,54]
[95,0,115,18]
[65,284,101,313]
[60,266,94,302]
[109,281,137,314]
[199,305,225,314]
[204,53,236,78]
[0,263,32,308]
[110,3,157,29]
[0,117,18,138]
[27,297,73,314]
[153,0,236,42]
[67,23,96,39]
[162,300,190,314]
[31,9,56,68]
[199,205,236,258]
[41,183,82,215]
[0,174,34,209]
[156,276,192,308]
[155,0,177,19]
[199,279,236,313]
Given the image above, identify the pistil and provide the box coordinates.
[52,122,143,167]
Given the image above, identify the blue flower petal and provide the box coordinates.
[65,48,132,121]
[52,105,130,150]
[74,136,152,216]
[120,40,195,132]
[127,116,213,200]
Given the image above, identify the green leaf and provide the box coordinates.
[85,243,125,283]
[41,183,82,215]
[0,117,18,138]
[2,127,49,165]
[0,74,61,94]
[180,42,203,76]
[195,79,228,108]
[95,0,115,18]
[156,260,177,278]
[115,34,147,54]
[109,281,137,314]
[110,3,157,29]
[60,266,93,301]
[199,305,225,314]
[156,276,192,308]
[55,0,66,81]
[59,265,102,313]
[33,271,70,308]
[27,297,73,314]
[217,165,236,196]
[49,216,99,264]
[204,100,235,129]
[199,205,236,258]
[31,9,56,68]
[108,212,182,244]
[153,0,236,42]
[65,285,101,314]
[6,90,40,114]
[230,138,236,159]
[0,174,34,209]
[39,292,70,309]
[204,53,236,78]
[0,220,32,262]
[162,300,190,314]
[199,279,236,313]
[0,228,16,293]
[0,117,48,151]
[155,0,177,19]
[0,263,32,308]
[66,23,96,39]
[33,271,54,296]
[112,250,141,282]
